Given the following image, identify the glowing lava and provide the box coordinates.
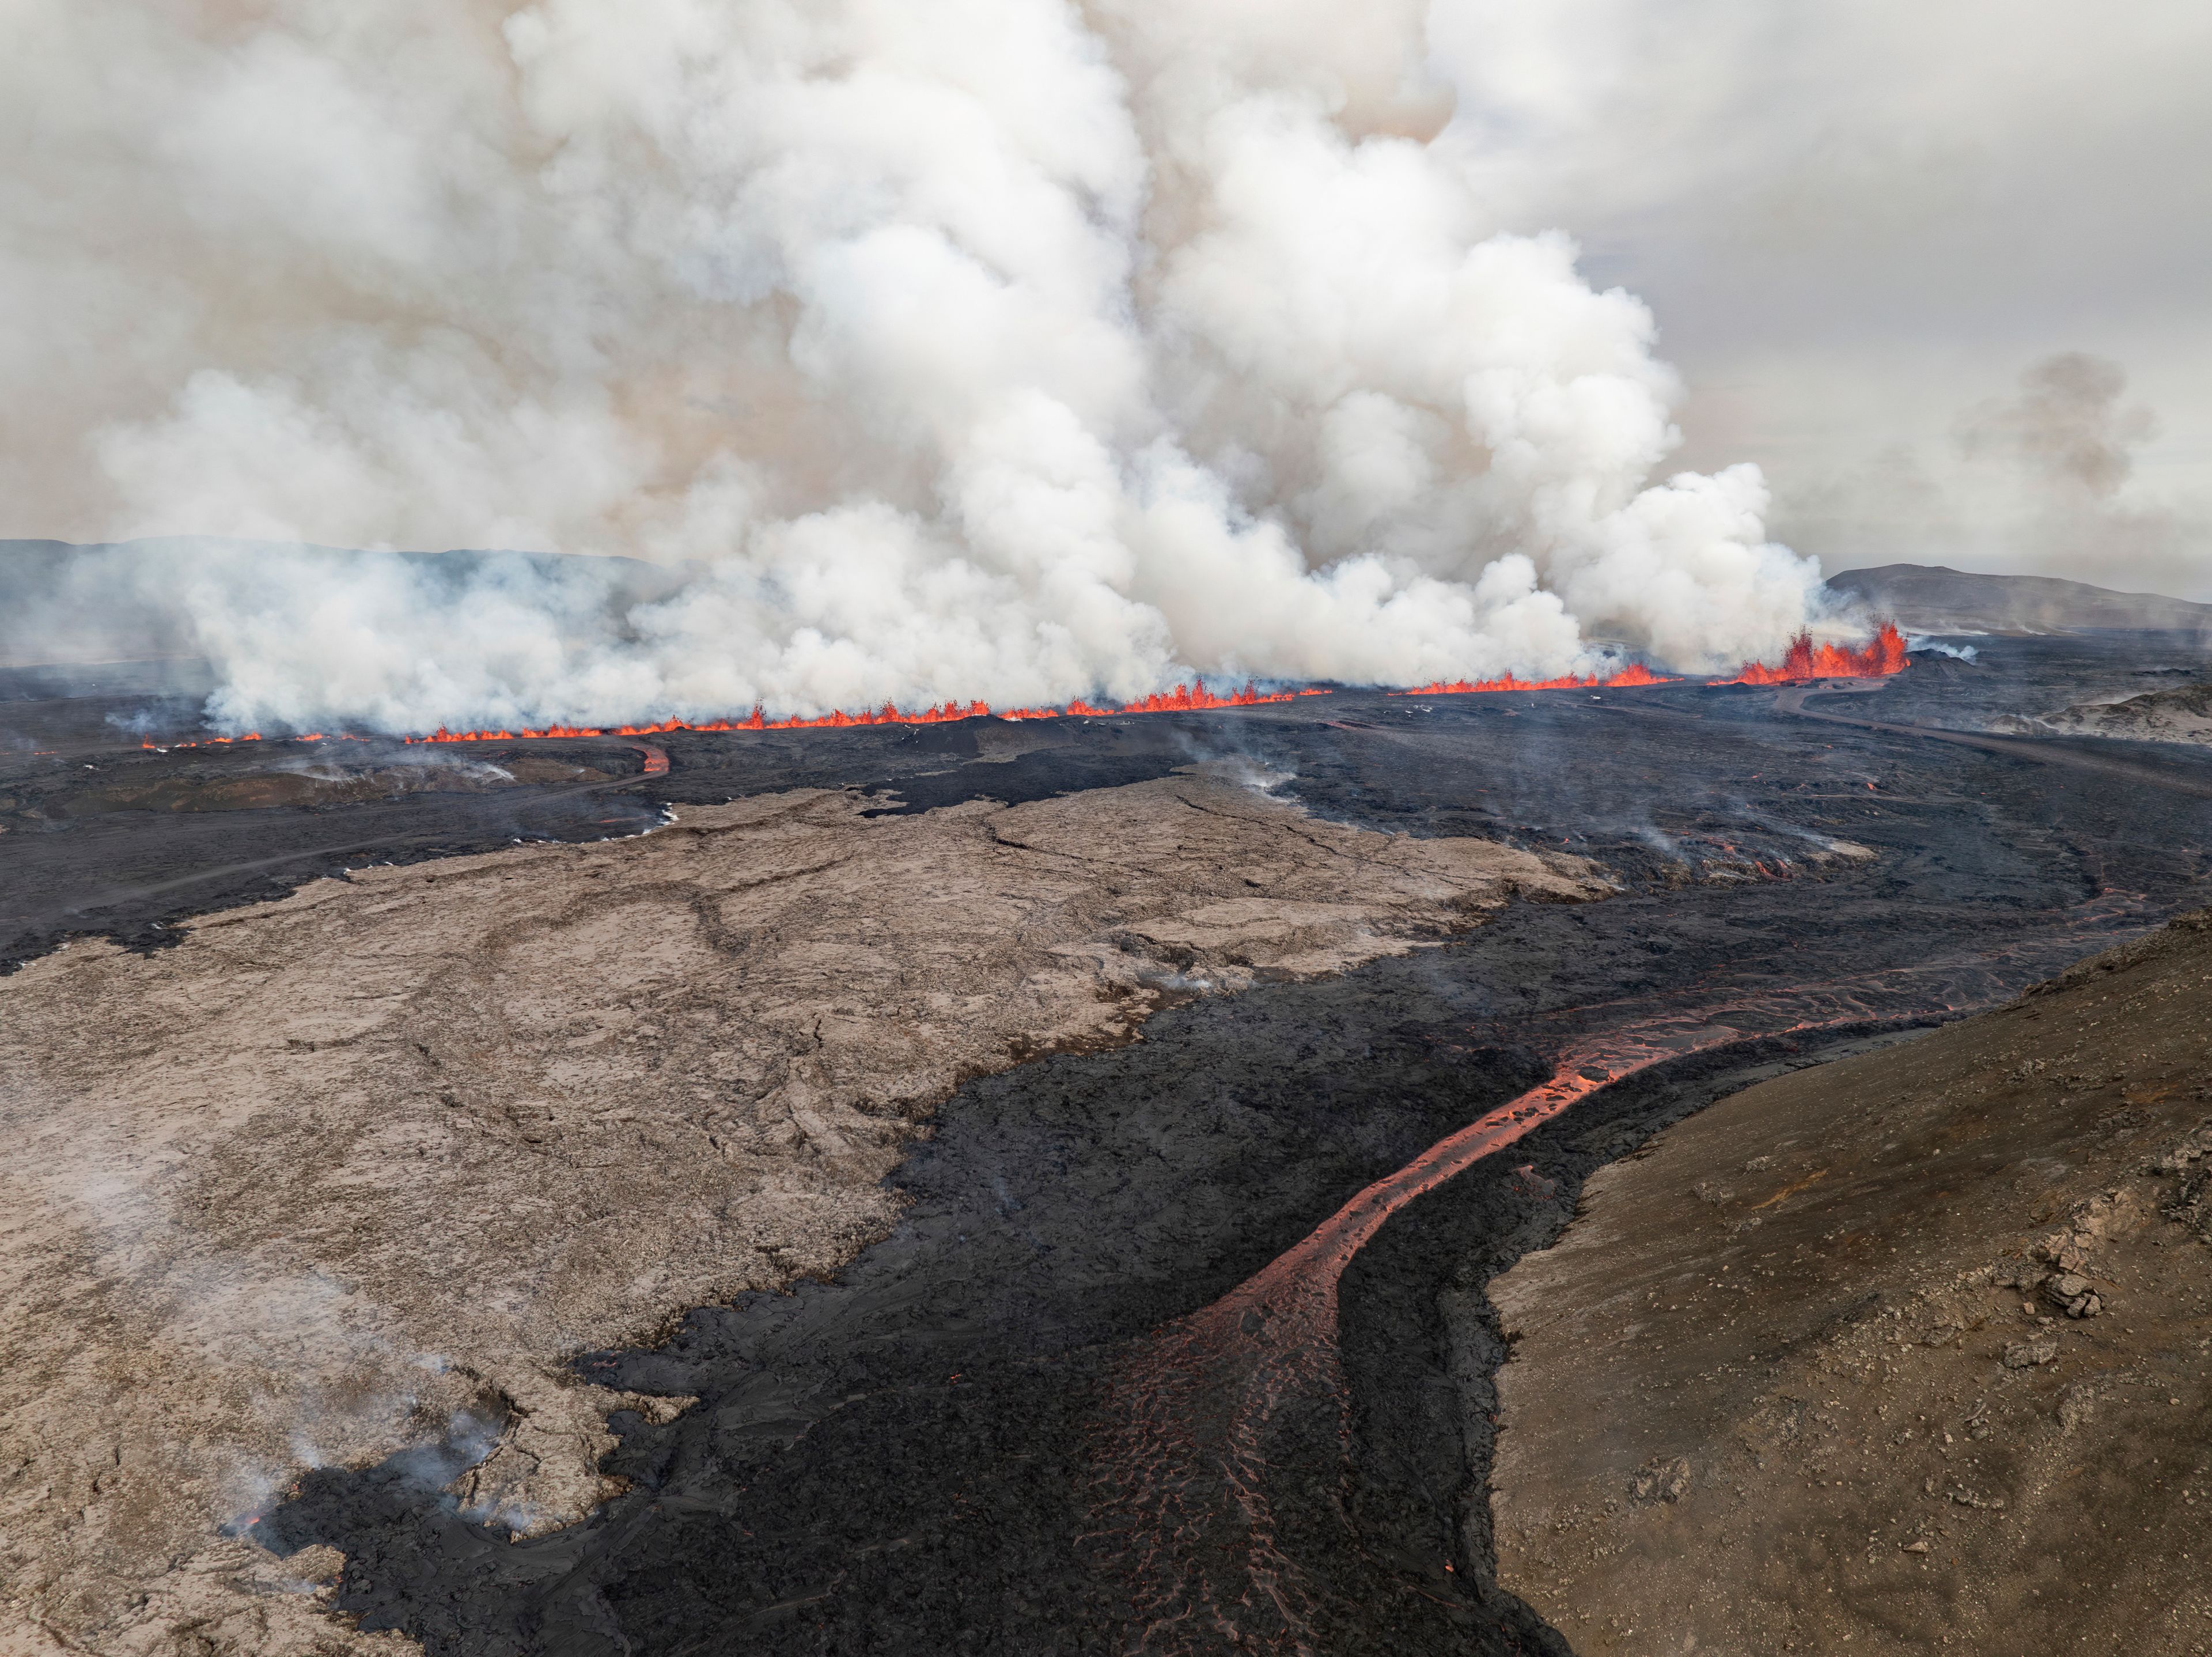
[395,679,1314,747]
[130,624,1903,755]
[141,733,265,751]
[1392,662,1671,697]
[1082,896,2147,1655]
[1714,621,1908,686]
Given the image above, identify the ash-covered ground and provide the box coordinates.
[3,634,2210,1655]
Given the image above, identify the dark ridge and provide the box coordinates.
[1827,562,2212,634]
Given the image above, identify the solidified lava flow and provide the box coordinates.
[1081,896,2147,1656]
[81,635,2212,1657]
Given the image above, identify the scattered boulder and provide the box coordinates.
[2056,1383,2099,1434]
[2032,1231,2090,1274]
[2150,1122,2212,1240]
[2043,1272,2103,1318]
[2149,1122,2212,1178]
[2070,1187,2148,1242]
[2002,1334,2060,1369]
[1631,1456,1693,1505]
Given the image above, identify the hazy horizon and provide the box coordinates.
[2,1,2205,729]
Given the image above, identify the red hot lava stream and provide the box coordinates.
[393,679,1325,747]
[133,622,1905,751]
[1081,898,2146,1656]
[1391,663,1673,697]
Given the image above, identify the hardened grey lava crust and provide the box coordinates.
[3,632,2211,1655]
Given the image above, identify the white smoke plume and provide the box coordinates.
[3,0,1827,732]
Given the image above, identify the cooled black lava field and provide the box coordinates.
[6,634,2210,1655]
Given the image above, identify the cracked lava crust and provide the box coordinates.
[5,636,2211,1655]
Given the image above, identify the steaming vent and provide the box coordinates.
[4,0,1893,739]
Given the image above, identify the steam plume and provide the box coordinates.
[3,0,1827,731]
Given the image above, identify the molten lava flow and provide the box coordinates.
[126,627,1899,755]
[140,733,264,751]
[1714,621,1908,687]
[1004,680,1305,720]
[1392,663,1671,697]
[1082,897,2149,1655]
[135,679,1311,752]
[395,679,1312,746]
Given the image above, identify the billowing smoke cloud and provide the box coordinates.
[2,0,1825,732]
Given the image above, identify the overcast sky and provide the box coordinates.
[1426,0,2212,596]
[6,0,2209,607]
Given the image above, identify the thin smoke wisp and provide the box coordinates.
[5,0,1839,732]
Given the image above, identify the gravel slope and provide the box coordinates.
[1490,910,2212,1655]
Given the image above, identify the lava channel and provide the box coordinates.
[1079,892,2149,1656]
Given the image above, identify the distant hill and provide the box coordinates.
[2025,681,2212,749]
[1827,563,2212,634]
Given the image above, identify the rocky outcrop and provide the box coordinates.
[2027,680,2212,748]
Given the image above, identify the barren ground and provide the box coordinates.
[10,641,2212,1657]
[0,768,1601,1656]
[2039,680,2212,747]
[1490,911,2212,1655]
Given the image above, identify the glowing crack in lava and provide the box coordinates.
[395,679,1324,746]
[1711,622,1909,687]
[1391,663,1672,697]
[1081,896,2146,1655]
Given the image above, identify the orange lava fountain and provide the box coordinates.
[1712,621,1908,686]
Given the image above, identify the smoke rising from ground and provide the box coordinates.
[1956,353,2158,501]
[2,0,1827,732]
